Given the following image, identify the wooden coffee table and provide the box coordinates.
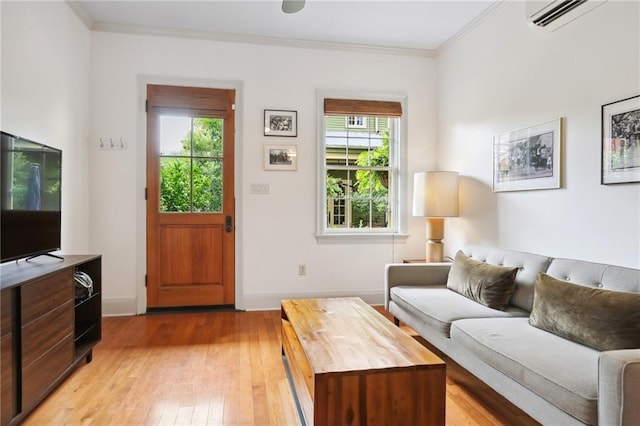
[281,297,445,425]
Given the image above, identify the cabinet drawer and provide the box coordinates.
[22,334,73,412]
[22,301,73,369]
[21,269,73,326]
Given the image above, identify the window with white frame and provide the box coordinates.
[345,116,367,128]
[319,97,404,236]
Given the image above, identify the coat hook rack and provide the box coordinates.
[98,136,127,150]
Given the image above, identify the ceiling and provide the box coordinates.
[69,0,499,53]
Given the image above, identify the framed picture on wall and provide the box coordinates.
[264,109,297,137]
[601,95,640,185]
[492,118,563,192]
[264,144,297,171]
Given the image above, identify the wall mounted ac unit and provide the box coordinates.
[527,0,608,30]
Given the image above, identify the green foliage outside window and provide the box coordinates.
[160,158,190,212]
[326,176,344,198]
[326,130,390,228]
[353,132,389,215]
[160,118,223,213]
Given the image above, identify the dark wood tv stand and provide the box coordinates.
[0,255,102,426]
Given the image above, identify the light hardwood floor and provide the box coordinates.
[24,308,540,425]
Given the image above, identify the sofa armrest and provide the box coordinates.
[599,349,640,425]
[384,263,451,309]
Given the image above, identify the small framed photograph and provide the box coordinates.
[601,95,640,185]
[264,144,297,171]
[264,109,297,137]
[493,118,562,192]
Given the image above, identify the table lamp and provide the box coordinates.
[412,171,459,262]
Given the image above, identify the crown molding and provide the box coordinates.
[67,0,501,58]
[435,0,505,56]
[90,21,436,58]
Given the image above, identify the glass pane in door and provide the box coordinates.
[160,115,192,156]
[160,157,190,212]
[193,158,223,213]
[158,115,224,213]
[191,118,224,157]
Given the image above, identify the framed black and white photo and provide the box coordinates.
[264,144,297,171]
[493,118,562,192]
[264,109,297,137]
[601,95,640,185]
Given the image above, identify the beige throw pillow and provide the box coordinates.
[529,273,640,351]
[446,251,518,311]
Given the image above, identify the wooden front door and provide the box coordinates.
[146,85,235,309]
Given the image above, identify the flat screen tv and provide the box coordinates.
[1,131,62,263]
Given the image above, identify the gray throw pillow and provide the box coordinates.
[529,273,640,351]
[446,251,518,311]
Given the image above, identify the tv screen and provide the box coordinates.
[1,131,62,263]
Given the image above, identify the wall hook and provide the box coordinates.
[109,138,114,148]
[99,137,104,148]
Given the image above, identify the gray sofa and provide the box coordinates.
[384,244,640,426]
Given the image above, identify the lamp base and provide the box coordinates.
[426,217,445,263]
[426,241,444,263]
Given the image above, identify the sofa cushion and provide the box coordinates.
[451,317,598,425]
[463,244,552,312]
[446,251,518,311]
[389,286,528,337]
[529,273,640,351]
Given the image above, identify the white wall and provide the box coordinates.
[1,2,91,256]
[438,1,640,268]
[89,32,437,313]
[9,1,635,315]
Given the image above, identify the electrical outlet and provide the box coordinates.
[298,264,306,276]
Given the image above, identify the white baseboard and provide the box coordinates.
[102,291,384,315]
[102,297,137,316]
[241,289,385,311]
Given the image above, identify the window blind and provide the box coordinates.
[324,98,402,117]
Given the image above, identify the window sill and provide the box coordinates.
[315,233,409,244]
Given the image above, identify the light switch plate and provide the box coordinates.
[250,183,270,194]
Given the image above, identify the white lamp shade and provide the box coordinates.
[412,171,459,217]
